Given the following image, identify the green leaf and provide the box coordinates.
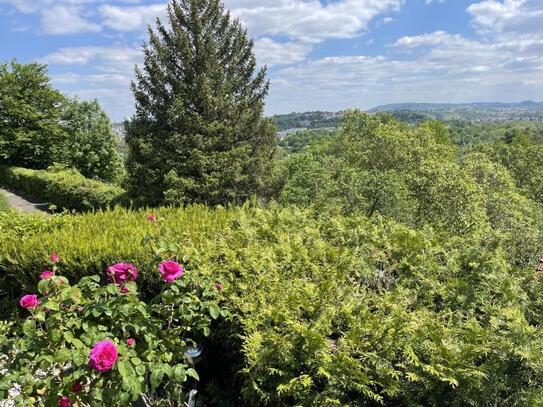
[150,368,164,390]
[54,348,72,363]
[73,351,87,367]
[37,279,51,296]
[174,365,187,382]
[43,300,59,311]
[209,303,220,319]
[50,329,62,342]
[23,319,36,337]
[186,368,199,381]
[106,284,119,295]
[118,360,134,379]
[64,331,74,343]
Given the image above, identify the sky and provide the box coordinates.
[0,0,542,121]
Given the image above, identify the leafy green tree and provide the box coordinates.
[463,152,543,266]
[0,61,66,169]
[125,0,276,206]
[475,130,543,205]
[60,99,124,182]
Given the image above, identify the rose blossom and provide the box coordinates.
[58,396,71,407]
[148,214,157,222]
[89,340,118,372]
[71,382,83,393]
[126,338,136,348]
[40,270,54,280]
[106,263,138,284]
[159,260,184,284]
[215,283,224,291]
[20,294,39,309]
[50,252,60,263]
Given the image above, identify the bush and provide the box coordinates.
[1,206,543,405]
[0,192,9,212]
[0,226,228,405]
[0,166,126,212]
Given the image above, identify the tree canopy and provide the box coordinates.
[0,61,66,169]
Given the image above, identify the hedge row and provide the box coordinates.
[0,166,126,211]
[1,206,543,405]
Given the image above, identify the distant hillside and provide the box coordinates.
[370,101,543,123]
[271,102,543,131]
[272,111,341,132]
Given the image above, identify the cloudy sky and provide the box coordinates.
[0,0,542,121]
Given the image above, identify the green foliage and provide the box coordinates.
[0,191,9,212]
[125,0,276,207]
[59,98,125,182]
[0,166,126,212]
[278,129,336,154]
[0,60,66,169]
[275,112,465,228]
[1,206,543,405]
[272,111,340,132]
[273,112,543,258]
[473,129,543,206]
[0,229,228,405]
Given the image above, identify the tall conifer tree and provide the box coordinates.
[125,0,276,206]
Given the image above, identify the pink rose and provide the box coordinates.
[148,214,157,222]
[20,294,39,309]
[50,252,60,263]
[40,270,54,280]
[215,283,224,291]
[89,340,118,372]
[159,260,184,284]
[58,396,71,407]
[126,338,136,348]
[106,263,138,284]
[71,382,83,393]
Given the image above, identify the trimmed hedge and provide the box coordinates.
[1,206,543,405]
[0,166,126,211]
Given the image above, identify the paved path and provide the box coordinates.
[0,188,49,214]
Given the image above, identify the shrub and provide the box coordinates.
[0,226,228,405]
[0,166,126,211]
[1,206,542,405]
[0,192,9,212]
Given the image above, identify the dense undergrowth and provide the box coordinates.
[1,206,543,405]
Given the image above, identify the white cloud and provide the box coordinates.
[254,38,312,67]
[467,0,543,35]
[99,3,167,31]
[226,0,403,42]
[264,21,543,114]
[42,46,141,72]
[41,4,101,35]
[394,31,466,48]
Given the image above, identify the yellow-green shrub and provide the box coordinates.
[0,166,126,211]
[1,206,542,405]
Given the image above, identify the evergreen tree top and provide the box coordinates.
[132,0,269,126]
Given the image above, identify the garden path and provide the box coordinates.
[0,188,48,213]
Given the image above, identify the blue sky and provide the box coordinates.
[1,0,542,121]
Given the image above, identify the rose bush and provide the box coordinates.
[0,218,230,405]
